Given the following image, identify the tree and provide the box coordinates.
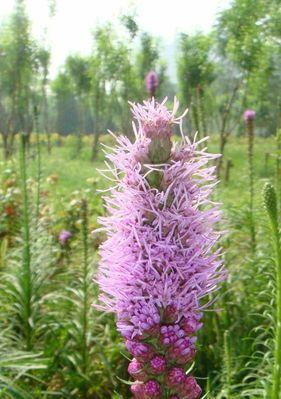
[89,24,139,159]
[0,0,36,158]
[52,72,79,135]
[177,32,215,136]
[214,0,280,175]
[65,55,92,153]
[37,47,51,152]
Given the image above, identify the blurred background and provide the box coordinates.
[0,0,280,156]
[0,0,281,398]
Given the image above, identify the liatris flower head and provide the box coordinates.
[149,355,166,374]
[128,358,148,381]
[130,98,179,140]
[59,229,72,246]
[178,376,202,399]
[166,367,186,388]
[145,70,159,98]
[243,109,256,122]
[131,382,145,399]
[167,336,197,364]
[130,98,186,167]
[181,312,203,335]
[97,97,225,398]
[144,380,162,398]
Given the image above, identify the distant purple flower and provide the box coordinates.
[244,109,256,122]
[145,70,159,98]
[59,229,72,246]
[97,98,225,398]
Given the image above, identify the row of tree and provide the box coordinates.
[0,0,280,160]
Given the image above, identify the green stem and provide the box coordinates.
[223,330,232,398]
[246,120,256,254]
[276,129,281,209]
[264,183,281,398]
[271,212,281,399]
[191,94,200,139]
[81,199,89,377]
[19,134,32,350]
[34,106,41,222]
[197,85,207,136]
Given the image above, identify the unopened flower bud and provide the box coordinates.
[128,358,148,381]
[126,340,154,362]
[144,380,162,398]
[131,382,145,399]
[150,355,166,374]
[166,367,186,388]
[178,375,202,399]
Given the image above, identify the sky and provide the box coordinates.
[0,0,231,79]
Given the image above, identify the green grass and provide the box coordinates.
[3,133,274,204]
[0,132,278,398]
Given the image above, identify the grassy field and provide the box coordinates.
[23,133,277,209]
[0,132,279,398]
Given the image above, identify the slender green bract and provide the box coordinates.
[263,183,281,399]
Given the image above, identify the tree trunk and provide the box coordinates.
[191,96,200,138]
[216,81,242,178]
[2,133,9,160]
[91,131,101,161]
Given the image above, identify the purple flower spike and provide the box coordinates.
[144,380,162,398]
[59,230,72,246]
[145,70,159,98]
[97,98,225,398]
[243,109,256,122]
[150,355,166,374]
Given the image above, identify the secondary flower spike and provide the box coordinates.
[145,70,159,98]
[243,109,256,122]
[97,98,225,398]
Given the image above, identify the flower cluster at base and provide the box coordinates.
[127,324,202,398]
[97,98,224,398]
